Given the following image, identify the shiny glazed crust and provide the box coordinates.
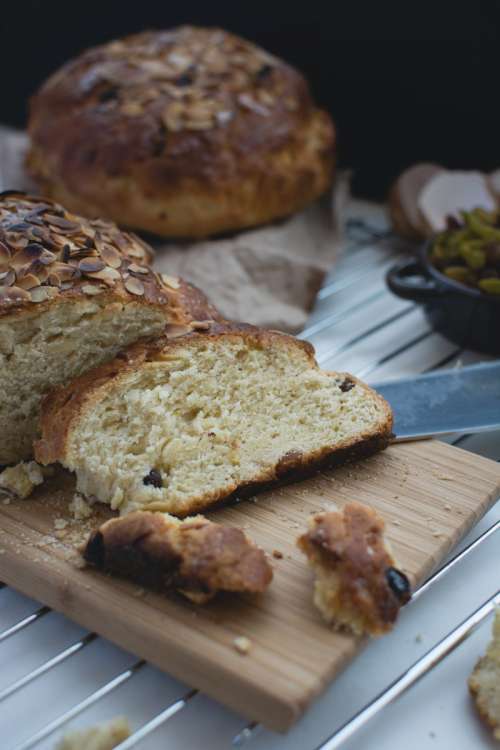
[298,502,411,635]
[83,511,273,602]
[27,26,335,238]
[35,323,393,514]
[0,191,218,321]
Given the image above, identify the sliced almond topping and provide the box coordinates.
[161,273,181,289]
[30,286,58,303]
[124,277,145,296]
[44,214,80,231]
[121,101,144,116]
[17,273,41,290]
[164,323,192,338]
[100,243,122,269]
[0,240,11,271]
[10,243,44,269]
[0,269,16,287]
[87,266,121,285]
[0,285,31,303]
[79,258,106,273]
[128,263,149,274]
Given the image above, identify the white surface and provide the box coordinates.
[1,201,498,750]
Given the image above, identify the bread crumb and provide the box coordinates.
[443,504,451,512]
[433,472,453,481]
[54,518,69,530]
[56,716,130,750]
[233,636,252,655]
[0,461,44,500]
[69,493,93,521]
[272,550,283,559]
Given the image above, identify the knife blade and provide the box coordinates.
[371,361,500,441]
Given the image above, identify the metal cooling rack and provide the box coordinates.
[1,201,498,750]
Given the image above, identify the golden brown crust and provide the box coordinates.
[298,502,411,635]
[0,191,218,320]
[27,26,335,237]
[83,511,273,602]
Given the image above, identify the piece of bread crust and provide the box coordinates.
[468,608,500,741]
[35,322,393,517]
[298,502,411,636]
[83,511,273,603]
[56,716,130,750]
[27,26,334,238]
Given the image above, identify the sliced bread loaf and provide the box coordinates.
[0,192,217,464]
[35,323,393,517]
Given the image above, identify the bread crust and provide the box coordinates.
[298,502,411,635]
[35,323,393,515]
[83,511,273,602]
[27,27,335,238]
[0,191,218,322]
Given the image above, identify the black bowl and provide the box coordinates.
[386,243,500,354]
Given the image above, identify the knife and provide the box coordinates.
[371,361,500,441]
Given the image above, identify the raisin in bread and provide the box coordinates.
[298,502,411,635]
[469,608,500,741]
[83,511,273,603]
[0,192,217,464]
[36,323,392,516]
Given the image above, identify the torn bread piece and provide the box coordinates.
[83,511,273,603]
[35,323,392,517]
[297,502,411,636]
[56,716,130,750]
[469,608,500,742]
[0,461,46,500]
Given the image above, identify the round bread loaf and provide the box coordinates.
[27,26,335,238]
[0,191,217,464]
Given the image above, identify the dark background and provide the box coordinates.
[1,0,498,199]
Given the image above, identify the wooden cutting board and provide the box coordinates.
[1,440,499,732]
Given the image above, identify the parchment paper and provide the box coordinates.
[0,127,345,332]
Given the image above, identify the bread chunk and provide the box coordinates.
[0,461,45,500]
[298,502,411,635]
[469,608,500,741]
[0,192,217,464]
[56,717,130,750]
[83,511,273,603]
[27,27,334,238]
[35,324,393,517]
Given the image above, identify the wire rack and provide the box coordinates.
[1,201,498,750]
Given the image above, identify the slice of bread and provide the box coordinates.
[83,511,273,603]
[35,323,393,517]
[469,608,500,741]
[298,502,411,635]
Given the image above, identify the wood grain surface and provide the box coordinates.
[1,440,499,731]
